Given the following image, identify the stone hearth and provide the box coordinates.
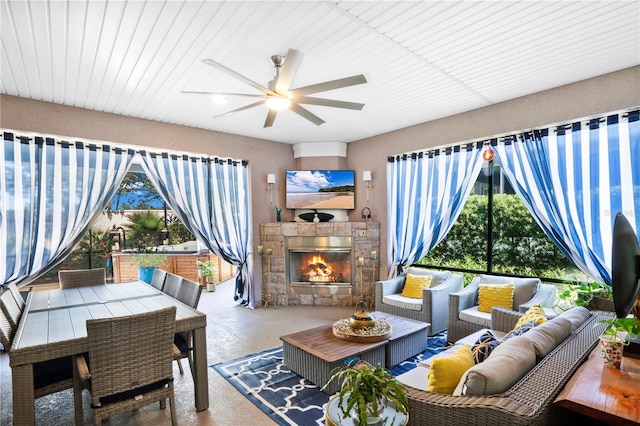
[259,221,380,306]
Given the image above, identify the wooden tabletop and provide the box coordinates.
[555,346,640,425]
[280,311,428,363]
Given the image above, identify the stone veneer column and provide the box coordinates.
[259,221,380,307]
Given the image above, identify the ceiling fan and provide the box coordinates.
[183,48,367,127]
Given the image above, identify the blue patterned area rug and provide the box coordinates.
[211,333,447,426]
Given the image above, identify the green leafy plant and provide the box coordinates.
[597,316,640,345]
[322,361,408,426]
[131,253,168,268]
[556,282,612,311]
[196,260,217,277]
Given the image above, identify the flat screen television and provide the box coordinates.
[285,170,355,210]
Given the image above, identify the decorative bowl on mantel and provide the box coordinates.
[298,211,334,222]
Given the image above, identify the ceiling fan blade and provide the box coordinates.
[289,74,367,97]
[264,109,278,128]
[212,100,266,119]
[182,91,267,98]
[203,59,275,95]
[290,103,325,126]
[275,48,304,94]
[296,96,365,111]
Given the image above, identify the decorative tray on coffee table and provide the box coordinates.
[332,318,392,343]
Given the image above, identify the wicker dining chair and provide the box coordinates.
[0,290,22,329]
[3,283,25,312]
[58,268,106,289]
[173,279,203,375]
[0,293,75,411]
[162,273,183,299]
[150,269,168,291]
[73,306,178,426]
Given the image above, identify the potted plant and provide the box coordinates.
[596,316,640,368]
[132,253,168,284]
[196,259,218,292]
[322,361,408,426]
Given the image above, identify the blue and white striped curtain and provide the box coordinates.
[492,112,640,284]
[139,153,254,307]
[1,133,134,286]
[387,144,484,278]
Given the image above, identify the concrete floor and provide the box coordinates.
[1,280,355,425]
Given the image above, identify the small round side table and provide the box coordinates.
[324,393,408,426]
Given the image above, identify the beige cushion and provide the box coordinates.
[382,294,423,311]
[557,306,591,332]
[523,316,572,359]
[406,268,451,287]
[401,273,433,298]
[459,306,492,327]
[478,275,539,309]
[477,283,514,313]
[457,335,537,395]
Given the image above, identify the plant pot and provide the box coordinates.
[351,400,385,426]
[206,276,217,292]
[600,334,624,368]
[138,266,157,284]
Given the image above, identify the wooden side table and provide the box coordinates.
[554,345,640,425]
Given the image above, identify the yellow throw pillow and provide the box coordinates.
[477,283,514,313]
[427,345,474,394]
[515,304,547,328]
[401,273,433,298]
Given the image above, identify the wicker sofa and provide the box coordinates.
[398,307,613,426]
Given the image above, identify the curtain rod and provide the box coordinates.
[1,130,249,165]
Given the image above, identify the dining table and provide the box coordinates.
[9,280,209,425]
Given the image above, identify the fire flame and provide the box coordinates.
[306,255,333,282]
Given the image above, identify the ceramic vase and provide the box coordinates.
[600,334,624,368]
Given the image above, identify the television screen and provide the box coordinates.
[285,170,355,210]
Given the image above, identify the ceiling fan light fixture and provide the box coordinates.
[211,94,227,105]
[266,96,291,111]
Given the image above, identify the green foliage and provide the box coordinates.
[125,210,165,250]
[111,172,163,210]
[418,193,577,281]
[196,260,217,277]
[166,214,195,245]
[131,253,168,268]
[597,316,640,344]
[556,282,613,311]
[322,362,408,426]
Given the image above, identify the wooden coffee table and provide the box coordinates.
[280,312,429,394]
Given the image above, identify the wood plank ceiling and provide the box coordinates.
[1,0,639,144]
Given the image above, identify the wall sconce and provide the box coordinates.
[266,173,276,204]
[363,170,373,201]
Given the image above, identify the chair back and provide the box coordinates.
[162,274,183,298]
[0,290,22,329]
[150,269,168,291]
[5,283,25,311]
[176,279,203,309]
[58,268,106,289]
[85,306,176,404]
[0,302,16,350]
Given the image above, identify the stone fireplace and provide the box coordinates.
[287,236,353,296]
[259,221,380,306]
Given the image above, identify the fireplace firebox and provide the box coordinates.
[286,236,353,296]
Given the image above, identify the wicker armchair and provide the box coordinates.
[73,306,177,426]
[58,268,106,289]
[375,268,464,335]
[447,275,556,343]
[173,279,203,375]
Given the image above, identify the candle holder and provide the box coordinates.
[259,247,276,309]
